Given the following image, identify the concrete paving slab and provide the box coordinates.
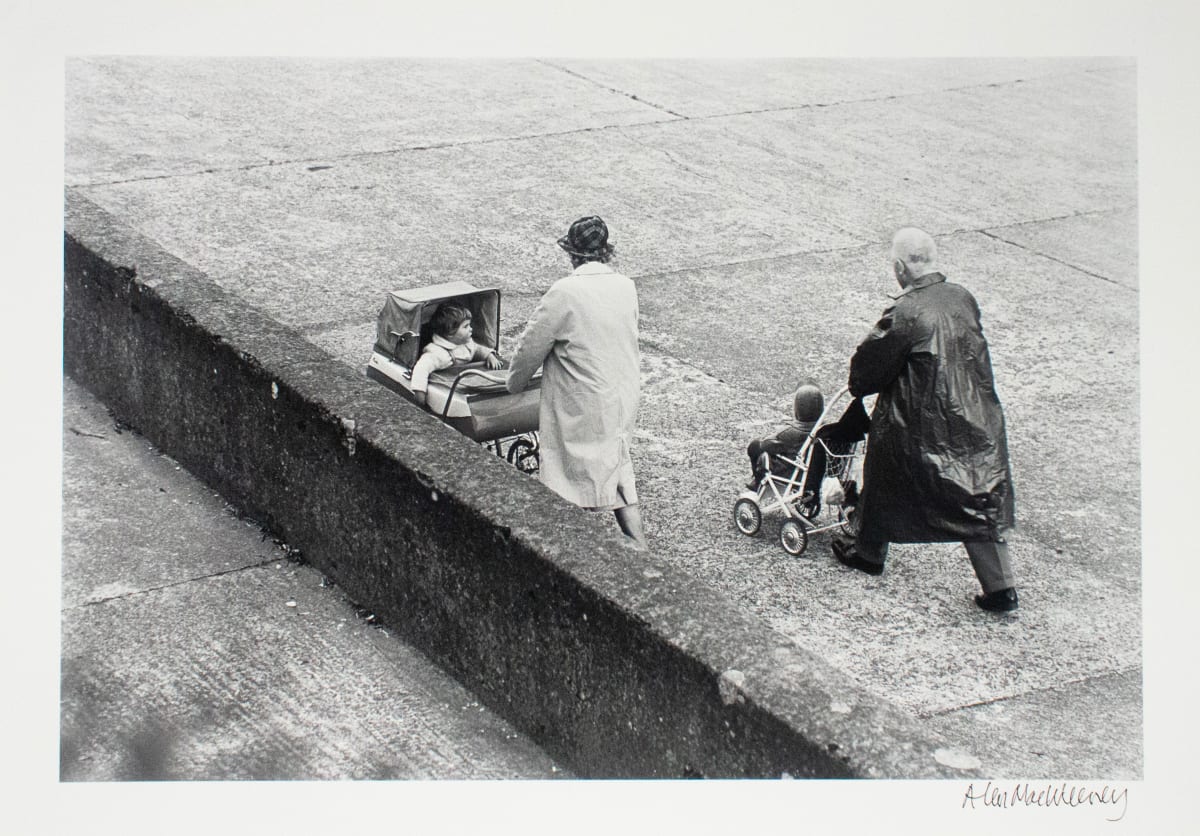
[928,668,1142,780]
[65,236,981,781]
[307,288,1140,724]
[983,207,1139,291]
[702,67,1137,235]
[62,373,273,608]
[72,125,869,331]
[550,58,1133,118]
[73,65,1135,339]
[61,378,568,780]
[633,235,1139,721]
[629,344,1139,717]
[634,229,1140,562]
[64,57,1141,777]
[66,57,672,185]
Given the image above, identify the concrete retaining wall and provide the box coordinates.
[63,189,984,779]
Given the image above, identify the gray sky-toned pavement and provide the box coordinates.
[65,57,1141,778]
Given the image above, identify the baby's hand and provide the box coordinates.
[485,352,503,370]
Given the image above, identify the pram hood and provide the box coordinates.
[374,281,500,368]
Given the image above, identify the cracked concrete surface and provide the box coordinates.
[65,57,1141,778]
[538,59,689,118]
[61,377,569,780]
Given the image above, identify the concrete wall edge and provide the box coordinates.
[62,188,986,780]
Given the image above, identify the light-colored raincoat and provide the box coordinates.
[507,262,640,508]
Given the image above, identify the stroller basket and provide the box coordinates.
[818,438,860,482]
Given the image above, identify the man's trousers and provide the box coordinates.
[854,536,1015,593]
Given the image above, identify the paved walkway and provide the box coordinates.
[64,57,1142,777]
[61,377,568,780]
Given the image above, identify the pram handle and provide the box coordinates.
[439,369,511,421]
[816,386,854,427]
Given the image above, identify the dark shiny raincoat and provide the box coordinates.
[849,273,1014,543]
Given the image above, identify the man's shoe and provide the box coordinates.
[832,537,884,576]
[975,588,1019,612]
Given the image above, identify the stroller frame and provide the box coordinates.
[733,386,864,556]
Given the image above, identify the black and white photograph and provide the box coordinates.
[7,1,1198,833]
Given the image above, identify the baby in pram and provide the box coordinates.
[410,302,504,407]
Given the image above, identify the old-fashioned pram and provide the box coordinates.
[365,281,542,473]
[733,386,866,556]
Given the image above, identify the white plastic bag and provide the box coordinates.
[820,476,844,507]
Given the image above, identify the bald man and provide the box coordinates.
[832,228,1018,613]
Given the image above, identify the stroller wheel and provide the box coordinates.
[796,492,821,520]
[733,498,762,536]
[780,519,809,556]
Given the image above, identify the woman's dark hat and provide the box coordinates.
[557,215,614,258]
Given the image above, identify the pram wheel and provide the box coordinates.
[506,436,540,474]
[779,519,809,556]
[733,498,762,536]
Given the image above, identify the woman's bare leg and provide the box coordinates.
[614,504,647,550]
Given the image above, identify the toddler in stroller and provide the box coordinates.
[735,384,870,556]
[745,380,824,492]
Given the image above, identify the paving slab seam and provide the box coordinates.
[976,229,1134,290]
[933,207,1137,248]
[70,65,1137,193]
[624,219,1086,285]
[613,207,1133,291]
[537,60,688,118]
[66,425,109,440]
[687,64,1135,122]
[639,338,738,387]
[541,62,1134,125]
[980,204,1136,232]
[617,128,722,185]
[63,556,284,611]
[69,166,254,190]
[300,314,388,337]
[628,241,887,287]
[920,665,1144,719]
[63,188,992,780]
[69,116,686,190]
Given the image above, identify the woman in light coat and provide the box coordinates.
[507,216,645,548]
